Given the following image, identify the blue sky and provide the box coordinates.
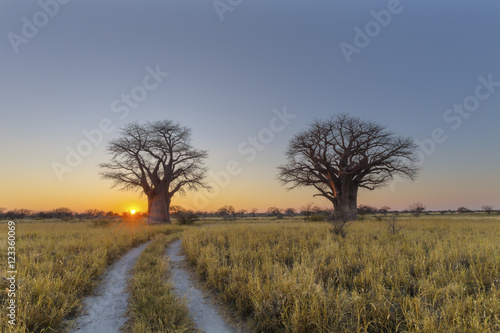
[1,0,499,212]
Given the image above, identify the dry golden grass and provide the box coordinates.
[183,217,500,332]
[0,219,183,333]
[127,232,194,333]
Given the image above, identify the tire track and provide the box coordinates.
[70,241,152,333]
[166,239,237,333]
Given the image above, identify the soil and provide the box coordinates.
[166,239,245,333]
[69,241,152,333]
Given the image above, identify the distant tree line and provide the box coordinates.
[0,203,496,221]
[0,207,142,220]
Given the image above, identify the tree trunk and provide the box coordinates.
[147,183,171,224]
[147,195,153,216]
[333,180,358,221]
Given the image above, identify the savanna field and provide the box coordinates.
[1,215,499,332]
[0,219,185,333]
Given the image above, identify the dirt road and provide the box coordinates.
[166,239,237,333]
[70,237,240,333]
[70,241,152,333]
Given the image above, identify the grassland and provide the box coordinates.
[1,215,499,333]
[183,217,500,332]
[0,219,183,333]
[127,232,194,333]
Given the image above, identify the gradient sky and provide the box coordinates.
[1,0,499,213]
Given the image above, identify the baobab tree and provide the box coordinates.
[278,114,419,221]
[99,120,210,224]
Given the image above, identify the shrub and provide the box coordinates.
[328,210,351,238]
[267,207,284,219]
[176,210,199,225]
[457,206,472,213]
[387,215,402,234]
[217,205,236,220]
[408,202,426,217]
[91,218,111,228]
[358,204,377,215]
[309,214,326,222]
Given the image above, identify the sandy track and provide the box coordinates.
[167,239,237,333]
[70,241,152,333]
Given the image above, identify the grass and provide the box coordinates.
[0,219,183,333]
[182,217,500,332]
[2,215,499,332]
[127,233,194,333]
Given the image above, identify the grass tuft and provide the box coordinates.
[127,233,194,333]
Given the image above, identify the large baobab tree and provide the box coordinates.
[278,114,419,221]
[99,120,210,224]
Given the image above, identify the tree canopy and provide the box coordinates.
[278,114,419,220]
[99,119,210,224]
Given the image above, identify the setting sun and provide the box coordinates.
[130,209,136,215]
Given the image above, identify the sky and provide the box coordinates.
[1,0,499,214]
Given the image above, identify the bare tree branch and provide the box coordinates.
[277,114,419,220]
[99,119,210,223]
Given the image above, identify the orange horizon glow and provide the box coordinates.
[1,164,497,214]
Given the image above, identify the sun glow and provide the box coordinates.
[130,209,136,215]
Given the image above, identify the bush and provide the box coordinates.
[358,204,377,215]
[217,205,236,220]
[457,206,472,213]
[176,211,199,225]
[387,215,402,235]
[328,210,351,238]
[408,202,426,217]
[309,214,326,222]
[267,207,285,219]
[91,218,111,228]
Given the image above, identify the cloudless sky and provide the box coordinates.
[1,0,499,213]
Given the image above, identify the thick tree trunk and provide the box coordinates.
[147,184,171,224]
[147,195,153,216]
[333,181,358,221]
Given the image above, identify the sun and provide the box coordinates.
[130,209,136,215]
